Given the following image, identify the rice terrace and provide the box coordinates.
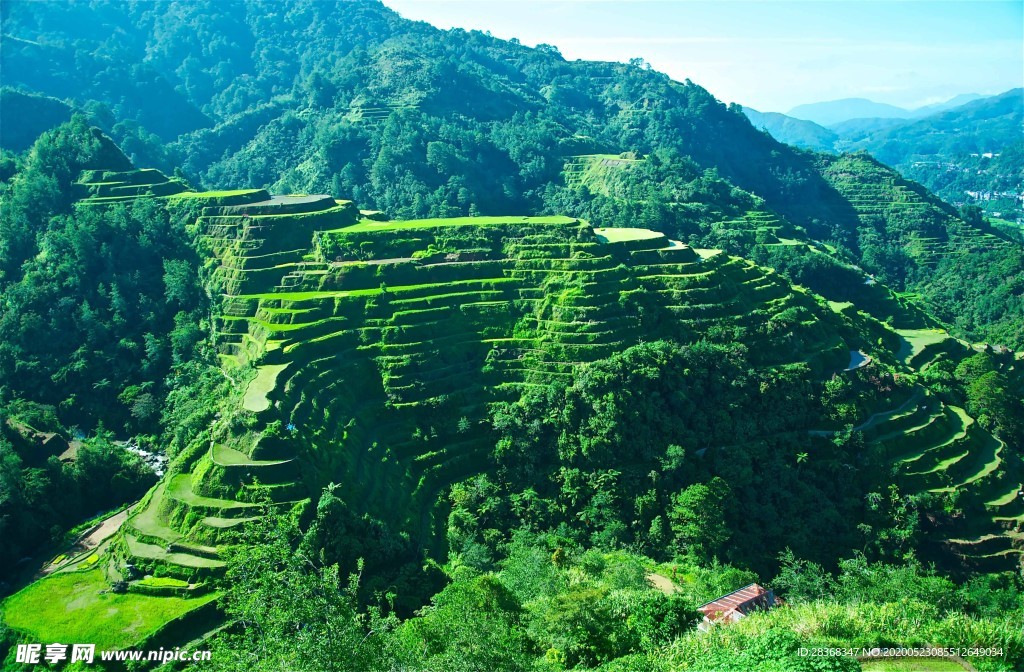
[0,0,1021,670]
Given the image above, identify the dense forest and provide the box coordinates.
[0,1,1022,670]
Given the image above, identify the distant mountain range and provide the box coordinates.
[744,89,1024,224]
[849,89,1023,162]
[785,93,983,126]
[743,90,1021,155]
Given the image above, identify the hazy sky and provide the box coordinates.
[381,0,1023,113]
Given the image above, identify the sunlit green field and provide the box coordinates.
[2,568,219,650]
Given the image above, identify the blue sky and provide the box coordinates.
[381,0,1023,113]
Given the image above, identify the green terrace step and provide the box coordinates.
[943,534,1016,557]
[872,401,949,446]
[946,433,1003,489]
[893,406,970,468]
[985,482,1022,508]
[125,535,225,571]
[125,481,181,545]
[166,474,259,514]
[210,443,293,468]
[202,515,261,530]
[860,391,930,439]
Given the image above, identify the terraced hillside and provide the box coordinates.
[198,189,1023,573]
[563,153,645,193]
[202,210,859,551]
[9,164,1017,652]
[74,168,190,204]
[879,332,1024,572]
[56,167,1016,582]
[76,175,862,579]
[819,153,1011,269]
[559,151,946,337]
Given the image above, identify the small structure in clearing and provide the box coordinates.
[697,583,782,630]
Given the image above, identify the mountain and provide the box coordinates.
[0,88,74,151]
[1,0,1023,666]
[743,91,1023,224]
[787,97,917,126]
[748,91,1021,159]
[849,89,1024,220]
[2,0,1018,348]
[852,88,1024,164]
[742,107,837,151]
[786,93,987,127]
[828,116,910,142]
[913,92,984,116]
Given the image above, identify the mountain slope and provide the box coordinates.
[0,88,73,151]
[3,0,1018,352]
[785,94,987,128]
[0,0,864,234]
[850,88,1024,164]
[742,107,838,151]
[913,93,984,116]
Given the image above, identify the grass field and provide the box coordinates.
[895,328,949,365]
[2,569,218,650]
[242,363,289,412]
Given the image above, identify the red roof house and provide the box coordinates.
[697,583,782,630]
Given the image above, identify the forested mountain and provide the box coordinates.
[2,1,1020,351]
[1,1,1023,669]
[741,107,838,151]
[743,90,1024,223]
[850,90,1024,222]
[0,89,73,152]
[746,90,1022,171]
[849,89,1023,164]
[2,124,1021,671]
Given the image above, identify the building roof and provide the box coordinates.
[697,583,780,622]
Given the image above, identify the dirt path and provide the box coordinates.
[646,572,681,595]
[40,507,132,575]
[81,509,131,548]
[807,390,923,437]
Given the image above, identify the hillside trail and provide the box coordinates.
[38,506,132,576]
[807,389,924,437]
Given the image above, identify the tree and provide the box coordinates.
[209,510,390,672]
[669,477,731,562]
[772,549,833,602]
[394,574,533,671]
